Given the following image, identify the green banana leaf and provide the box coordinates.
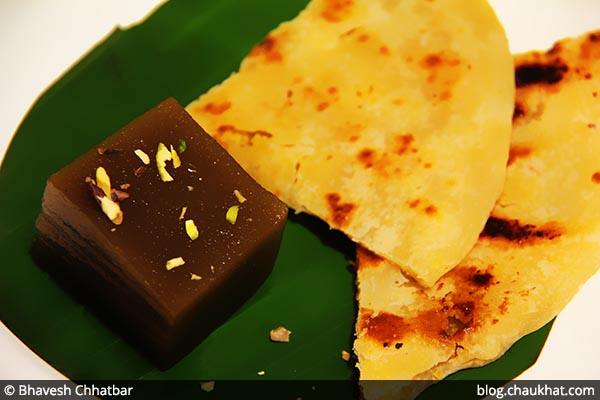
[0,0,551,397]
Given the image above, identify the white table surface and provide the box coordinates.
[1,0,599,381]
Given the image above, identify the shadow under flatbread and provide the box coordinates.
[287,211,361,389]
[287,211,357,263]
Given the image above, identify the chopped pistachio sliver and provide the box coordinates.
[134,149,150,165]
[156,142,174,182]
[92,167,123,225]
[166,257,185,271]
[158,166,174,182]
[178,139,187,153]
[225,205,239,225]
[156,142,172,163]
[179,206,188,220]
[170,145,182,169]
[190,273,202,281]
[96,167,111,197]
[233,189,247,203]
[99,195,123,225]
[185,219,199,240]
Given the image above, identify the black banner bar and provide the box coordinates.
[0,380,597,400]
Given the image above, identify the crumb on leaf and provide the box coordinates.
[341,350,351,361]
[199,381,214,392]
[270,326,292,343]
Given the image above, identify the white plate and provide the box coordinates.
[1,0,599,381]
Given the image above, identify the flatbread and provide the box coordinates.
[187,0,514,286]
[354,30,600,399]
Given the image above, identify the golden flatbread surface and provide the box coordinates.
[354,30,600,399]
[187,0,514,286]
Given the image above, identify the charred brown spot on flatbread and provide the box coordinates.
[515,60,569,88]
[408,199,421,209]
[419,51,462,103]
[448,264,496,286]
[359,302,473,345]
[215,125,273,146]
[333,122,364,142]
[321,0,353,23]
[531,32,600,90]
[326,192,356,227]
[296,84,340,111]
[546,40,563,56]
[579,32,600,60]
[513,99,547,124]
[354,148,410,177]
[357,33,370,42]
[357,148,376,168]
[355,85,375,98]
[420,52,462,80]
[359,310,410,346]
[572,66,593,80]
[342,28,393,58]
[421,53,442,68]
[499,297,509,315]
[201,101,231,115]
[316,101,330,111]
[284,89,294,106]
[395,134,415,155]
[356,246,385,270]
[471,270,493,287]
[249,35,283,63]
[480,216,562,244]
[406,198,438,216]
[424,205,437,215]
[507,145,532,166]
[437,266,498,339]
[512,103,526,121]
